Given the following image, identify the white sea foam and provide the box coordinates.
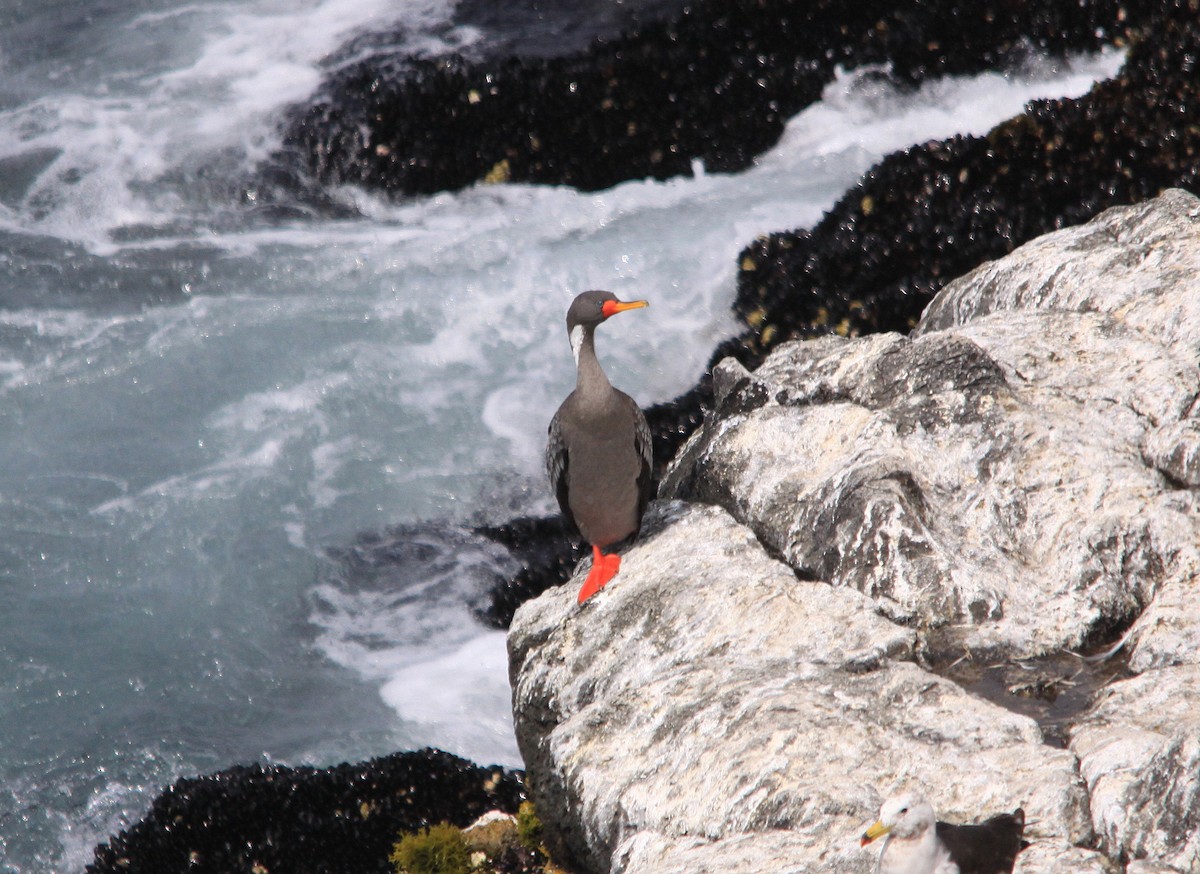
[310,436,380,510]
[768,49,1124,167]
[379,632,516,765]
[309,526,521,764]
[0,0,464,245]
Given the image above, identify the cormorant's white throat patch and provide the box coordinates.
[570,324,584,366]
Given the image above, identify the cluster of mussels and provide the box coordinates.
[279,0,1133,197]
[736,0,1200,352]
[87,750,525,874]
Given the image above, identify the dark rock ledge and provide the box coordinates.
[280,0,1135,197]
[734,0,1200,348]
[87,750,525,874]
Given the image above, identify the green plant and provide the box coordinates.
[515,801,543,852]
[390,822,472,874]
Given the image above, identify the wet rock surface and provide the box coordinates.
[476,515,583,629]
[450,0,690,63]
[934,647,1135,750]
[87,749,525,874]
[278,0,1133,197]
[509,192,1200,873]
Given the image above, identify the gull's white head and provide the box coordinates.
[861,791,937,845]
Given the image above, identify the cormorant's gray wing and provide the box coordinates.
[546,409,578,537]
[632,402,654,529]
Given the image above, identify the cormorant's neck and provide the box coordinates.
[571,324,613,396]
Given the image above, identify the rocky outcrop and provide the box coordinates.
[510,502,1097,873]
[668,190,1200,659]
[508,191,1200,873]
[923,190,1200,872]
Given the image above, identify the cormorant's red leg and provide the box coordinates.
[577,545,621,603]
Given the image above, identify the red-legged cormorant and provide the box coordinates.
[546,290,652,604]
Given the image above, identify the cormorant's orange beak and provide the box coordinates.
[601,298,648,318]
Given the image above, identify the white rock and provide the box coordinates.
[665,308,1200,656]
[613,828,870,873]
[1142,420,1200,488]
[1011,840,1115,873]
[510,190,1200,873]
[917,187,1200,360]
[1125,862,1189,874]
[1071,667,1200,869]
[510,502,1085,873]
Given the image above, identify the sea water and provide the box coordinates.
[0,0,1123,869]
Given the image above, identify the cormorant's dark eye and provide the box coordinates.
[900,808,908,814]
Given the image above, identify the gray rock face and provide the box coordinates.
[509,191,1200,873]
[664,308,1199,659]
[1072,667,1200,871]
